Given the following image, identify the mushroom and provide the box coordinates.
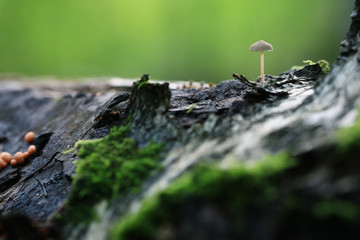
[11,159,17,166]
[249,40,273,82]
[0,152,12,163]
[14,152,25,164]
[27,145,37,156]
[24,131,36,143]
[23,152,29,159]
[0,158,7,168]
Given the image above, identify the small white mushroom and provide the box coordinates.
[249,40,273,82]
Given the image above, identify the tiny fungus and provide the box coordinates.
[249,40,273,82]
[0,131,38,170]
[23,152,29,159]
[25,131,35,143]
[0,152,12,163]
[0,159,7,168]
[14,152,25,164]
[27,145,37,156]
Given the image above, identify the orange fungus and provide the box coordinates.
[0,152,12,163]
[24,131,35,143]
[0,159,7,168]
[27,145,37,156]
[14,152,25,164]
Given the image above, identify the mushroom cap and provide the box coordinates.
[14,152,25,164]
[23,152,29,159]
[0,158,7,168]
[249,40,273,52]
[24,131,35,143]
[27,145,37,156]
[11,159,17,166]
[0,152,12,163]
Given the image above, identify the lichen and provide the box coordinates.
[62,125,163,224]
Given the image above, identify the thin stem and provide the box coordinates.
[260,51,264,82]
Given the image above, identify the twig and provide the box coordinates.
[21,151,60,182]
[35,177,47,198]
[80,126,93,140]
[3,152,59,209]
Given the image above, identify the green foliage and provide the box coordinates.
[110,152,296,240]
[63,125,163,224]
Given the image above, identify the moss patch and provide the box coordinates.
[303,60,331,74]
[63,125,163,224]
[292,59,331,74]
[110,153,297,240]
[313,199,359,221]
[336,111,360,158]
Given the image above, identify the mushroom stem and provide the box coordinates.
[260,51,264,82]
[249,40,273,82]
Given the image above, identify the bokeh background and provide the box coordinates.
[0,0,354,82]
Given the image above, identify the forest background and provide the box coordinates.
[0,0,353,82]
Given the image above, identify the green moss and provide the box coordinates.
[317,60,331,74]
[303,60,331,73]
[110,152,296,240]
[313,199,359,221]
[292,59,331,74]
[135,74,150,90]
[62,138,101,154]
[336,111,360,157]
[186,104,199,114]
[62,125,163,224]
[53,96,63,103]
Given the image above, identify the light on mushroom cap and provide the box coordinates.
[27,145,37,156]
[24,131,36,143]
[14,152,25,164]
[249,40,273,52]
[0,152,12,163]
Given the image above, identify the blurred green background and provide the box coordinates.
[0,0,354,82]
